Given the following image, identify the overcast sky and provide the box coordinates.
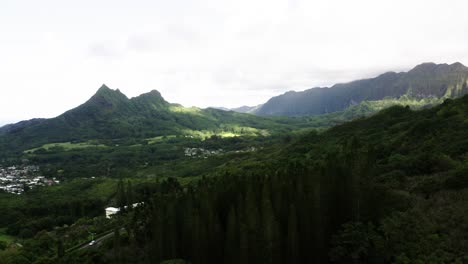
[1,0,468,125]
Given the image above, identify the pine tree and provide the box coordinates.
[116,178,127,210]
[126,180,134,207]
[113,227,121,264]
[245,184,261,262]
[261,180,280,264]
[287,204,299,263]
[224,206,238,264]
[57,239,64,258]
[237,195,249,264]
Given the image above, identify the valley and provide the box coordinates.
[0,63,467,263]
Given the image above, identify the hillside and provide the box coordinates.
[2,94,467,263]
[60,94,468,263]
[255,62,468,116]
[0,85,306,153]
[164,94,468,263]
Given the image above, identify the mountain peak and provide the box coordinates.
[142,89,163,97]
[410,62,438,72]
[410,62,468,74]
[134,89,165,101]
[93,85,127,99]
[131,89,168,109]
[98,83,110,90]
[82,85,129,112]
[449,62,466,70]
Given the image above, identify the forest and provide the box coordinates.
[1,95,466,263]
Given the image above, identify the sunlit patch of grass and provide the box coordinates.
[358,96,445,113]
[218,132,238,138]
[180,127,265,139]
[146,135,177,144]
[144,126,269,145]
[0,228,15,244]
[168,105,204,116]
[24,141,107,153]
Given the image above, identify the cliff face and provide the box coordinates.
[255,63,468,116]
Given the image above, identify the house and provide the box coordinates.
[105,207,119,219]
[105,203,143,218]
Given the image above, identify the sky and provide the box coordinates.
[1,0,468,125]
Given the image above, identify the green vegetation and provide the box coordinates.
[2,94,462,263]
[1,75,468,263]
[0,228,14,244]
[0,85,310,156]
[121,95,467,264]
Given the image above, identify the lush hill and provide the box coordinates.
[140,94,468,263]
[0,85,308,153]
[51,95,468,264]
[255,62,468,116]
[2,77,468,264]
[2,93,468,263]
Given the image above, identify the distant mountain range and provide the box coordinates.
[230,62,468,116]
[2,62,467,152]
[211,105,262,114]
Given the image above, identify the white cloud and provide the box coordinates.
[1,0,468,124]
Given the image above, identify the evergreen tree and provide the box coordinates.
[116,178,127,210]
[287,204,299,263]
[113,228,121,264]
[245,184,261,262]
[261,180,280,264]
[224,206,238,264]
[57,239,64,258]
[126,180,134,207]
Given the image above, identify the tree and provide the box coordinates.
[0,241,7,251]
[113,227,121,264]
[287,204,299,263]
[261,181,280,264]
[57,239,65,258]
[126,180,134,207]
[116,179,127,210]
[224,206,238,264]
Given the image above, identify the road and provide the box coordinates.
[68,227,126,252]
[77,230,115,250]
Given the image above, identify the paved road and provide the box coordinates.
[77,230,115,250]
[66,228,126,253]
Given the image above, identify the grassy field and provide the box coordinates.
[0,228,15,244]
[146,135,177,144]
[24,141,107,153]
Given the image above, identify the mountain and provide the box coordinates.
[64,93,468,263]
[255,62,468,116]
[230,105,262,114]
[137,94,468,263]
[3,82,468,263]
[209,106,230,111]
[0,85,305,153]
[209,104,262,114]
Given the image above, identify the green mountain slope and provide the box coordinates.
[159,94,468,263]
[2,94,468,263]
[255,62,468,116]
[68,94,468,264]
[0,85,306,153]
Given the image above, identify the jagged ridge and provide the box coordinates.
[255,62,468,116]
